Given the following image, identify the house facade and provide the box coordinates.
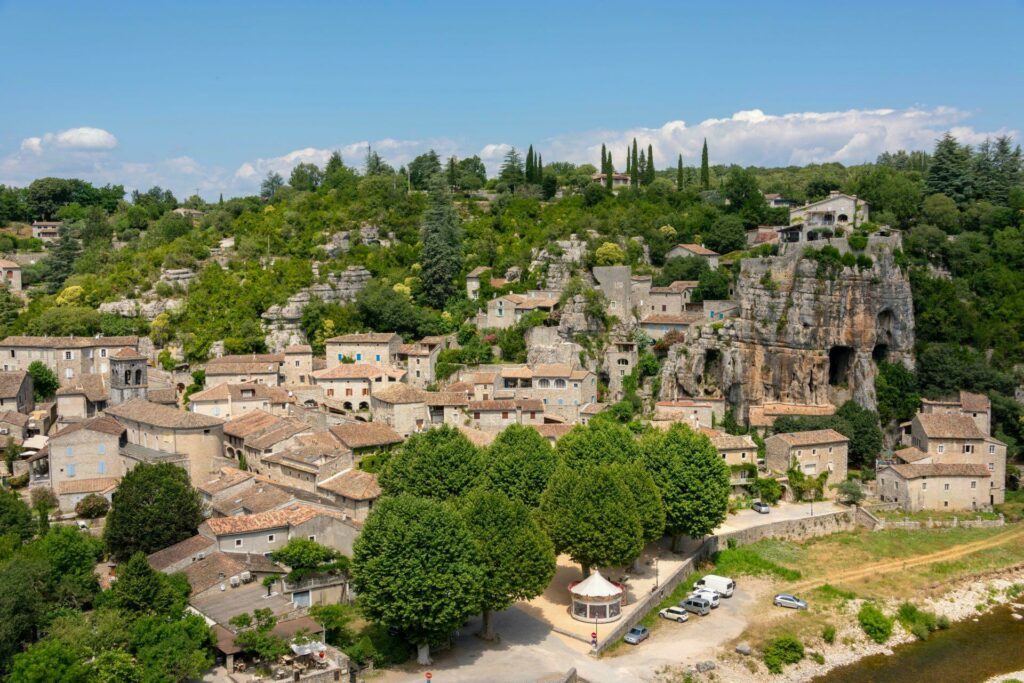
[0,335,140,385]
[311,364,404,411]
[665,244,720,269]
[903,413,1006,506]
[789,191,869,233]
[45,415,126,512]
[325,333,402,366]
[764,429,849,497]
[0,370,33,414]
[877,463,993,512]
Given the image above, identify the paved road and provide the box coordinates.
[377,501,846,683]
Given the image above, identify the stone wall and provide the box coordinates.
[882,515,1004,530]
[262,266,372,351]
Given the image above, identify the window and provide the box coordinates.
[944,501,949,507]
[828,447,833,454]
[937,445,945,454]
[989,444,996,454]
[963,444,974,454]
[98,461,106,474]
[267,534,275,543]
[988,462,995,472]
[740,452,746,460]
[355,353,362,361]
[922,482,928,490]
[235,539,243,548]
[555,379,566,389]
[308,535,316,542]
[539,379,550,388]
[474,412,481,420]
[64,351,73,360]
[811,448,817,456]
[66,464,76,477]
[375,354,381,362]
[557,398,564,405]
[97,444,105,454]
[337,354,343,362]
[501,411,509,419]
[944,483,950,491]
[971,481,977,489]
[65,368,73,379]
[100,349,107,358]
[66,446,74,457]
[213,406,221,416]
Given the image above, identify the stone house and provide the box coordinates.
[653,400,718,430]
[424,392,469,427]
[747,403,836,432]
[593,266,651,323]
[589,172,631,188]
[764,429,849,497]
[31,221,62,241]
[239,416,311,475]
[464,371,498,401]
[196,468,258,507]
[369,383,428,437]
[262,444,352,493]
[0,370,33,414]
[788,191,870,234]
[919,390,992,436]
[282,345,314,385]
[467,399,544,432]
[204,354,283,387]
[640,312,702,341]
[665,244,720,269]
[466,266,489,300]
[105,398,226,485]
[0,259,22,293]
[189,382,295,420]
[535,423,575,444]
[45,415,126,512]
[481,293,559,330]
[0,335,140,385]
[327,421,403,457]
[702,299,740,322]
[200,502,361,556]
[706,430,761,490]
[0,410,29,444]
[325,332,402,366]
[315,469,381,522]
[579,402,608,425]
[397,343,440,388]
[55,375,109,423]
[311,364,405,411]
[877,463,993,512]
[648,281,698,317]
[904,413,1006,506]
[523,364,597,421]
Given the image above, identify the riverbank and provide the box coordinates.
[667,567,1024,683]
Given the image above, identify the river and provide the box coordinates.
[813,605,1024,683]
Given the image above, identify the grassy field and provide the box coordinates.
[998,489,1024,522]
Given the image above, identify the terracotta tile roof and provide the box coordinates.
[470,399,516,411]
[312,364,404,380]
[327,332,400,344]
[915,413,985,440]
[419,335,450,347]
[500,366,533,379]
[53,414,125,438]
[518,399,544,411]
[398,343,431,356]
[649,280,699,294]
[424,392,469,407]
[211,482,297,515]
[329,422,402,450]
[371,383,427,404]
[204,361,280,376]
[284,344,312,354]
[642,313,701,325]
[445,381,472,394]
[894,447,930,463]
[710,433,758,451]
[458,425,495,447]
[106,398,224,430]
[188,384,231,402]
[180,551,284,594]
[581,402,608,415]
[263,444,345,471]
[888,463,991,479]
[57,476,119,495]
[0,371,28,398]
[0,335,138,350]
[535,424,574,440]
[317,468,381,500]
[56,375,108,402]
[673,243,719,256]
[657,400,714,408]
[148,534,216,571]
[468,372,497,384]
[111,347,145,360]
[0,410,29,427]
[770,429,849,447]
[244,417,308,450]
[147,388,179,405]
[295,431,345,450]
[467,266,490,278]
[748,403,835,427]
[223,409,277,438]
[205,503,341,535]
[569,369,591,380]
[959,391,990,413]
[531,363,572,378]
[206,353,284,365]
[197,468,254,496]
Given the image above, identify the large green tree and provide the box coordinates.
[26,361,59,401]
[408,150,442,190]
[458,489,555,640]
[700,139,710,190]
[481,424,558,507]
[640,424,730,548]
[926,132,975,205]
[702,215,747,254]
[104,463,204,560]
[352,495,484,664]
[418,178,463,309]
[379,425,484,500]
[556,420,640,470]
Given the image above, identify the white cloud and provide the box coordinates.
[17,127,119,155]
[542,106,1016,169]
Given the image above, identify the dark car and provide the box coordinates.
[752,501,771,514]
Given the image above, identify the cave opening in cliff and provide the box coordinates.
[828,346,854,386]
[872,343,889,362]
[703,349,722,387]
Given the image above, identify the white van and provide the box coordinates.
[694,574,735,597]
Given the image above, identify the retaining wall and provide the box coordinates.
[882,515,1004,530]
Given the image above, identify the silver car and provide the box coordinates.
[774,593,808,610]
[624,626,649,645]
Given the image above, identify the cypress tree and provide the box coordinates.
[639,150,647,184]
[606,153,614,190]
[601,144,608,175]
[700,138,710,190]
[625,149,630,175]
[537,154,543,182]
[676,154,684,189]
[630,139,639,188]
[525,145,535,183]
[447,156,458,188]
[647,144,655,184]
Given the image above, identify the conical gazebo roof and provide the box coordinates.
[569,571,623,598]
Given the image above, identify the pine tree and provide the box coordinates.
[647,144,655,184]
[419,178,463,308]
[677,154,684,189]
[927,132,975,205]
[606,153,614,190]
[700,138,710,191]
[630,139,639,188]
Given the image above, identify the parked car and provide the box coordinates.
[624,626,650,644]
[752,501,771,514]
[689,589,721,608]
[659,606,689,623]
[773,593,808,610]
[680,596,712,616]
[695,574,736,598]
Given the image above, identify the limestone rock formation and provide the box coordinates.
[262,266,372,351]
[660,235,915,415]
[530,234,588,290]
[98,298,182,320]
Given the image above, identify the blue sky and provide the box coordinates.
[1,0,1021,197]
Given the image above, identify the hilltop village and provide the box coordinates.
[0,135,1022,682]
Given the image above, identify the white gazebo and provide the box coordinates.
[569,571,624,623]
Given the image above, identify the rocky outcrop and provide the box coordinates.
[98,298,182,320]
[660,235,915,414]
[525,325,583,366]
[531,235,588,290]
[262,266,372,351]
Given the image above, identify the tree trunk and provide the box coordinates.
[480,609,495,641]
[417,644,431,665]
[581,563,591,578]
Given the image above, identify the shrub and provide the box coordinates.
[896,602,947,641]
[812,652,826,665]
[858,603,893,644]
[344,623,412,666]
[848,233,868,250]
[75,493,110,519]
[822,624,836,644]
[763,634,805,674]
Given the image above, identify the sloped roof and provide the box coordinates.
[0,410,29,427]
[284,344,312,354]
[317,468,381,500]
[312,364,404,380]
[887,463,991,479]
[326,332,400,344]
[204,503,341,535]
[57,477,119,495]
[0,371,28,398]
[56,374,108,402]
[959,391,990,413]
[535,424,574,440]
[148,534,216,571]
[0,335,138,349]
[894,446,930,463]
[915,413,985,440]
[371,383,427,404]
[223,409,280,439]
[196,468,254,496]
[106,398,224,430]
[424,392,469,407]
[329,422,402,450]
[53,414,125,439]
[642,313,701,325]
[531,363,572,378]
[467,266,490,278]
[710,433,757,451]
[111,347,145,360]
[206,353,284,365]
[769,429,848,447]
[570,571,623,598]
[673,243,719,256]
[244,417,308,450]
[180,551,284,594]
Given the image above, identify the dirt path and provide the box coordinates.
[786,525,1024,592]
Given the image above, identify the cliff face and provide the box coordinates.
[261,266,372,351]
[660,236,915,414]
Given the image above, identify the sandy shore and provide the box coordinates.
[660,567,1024,683]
